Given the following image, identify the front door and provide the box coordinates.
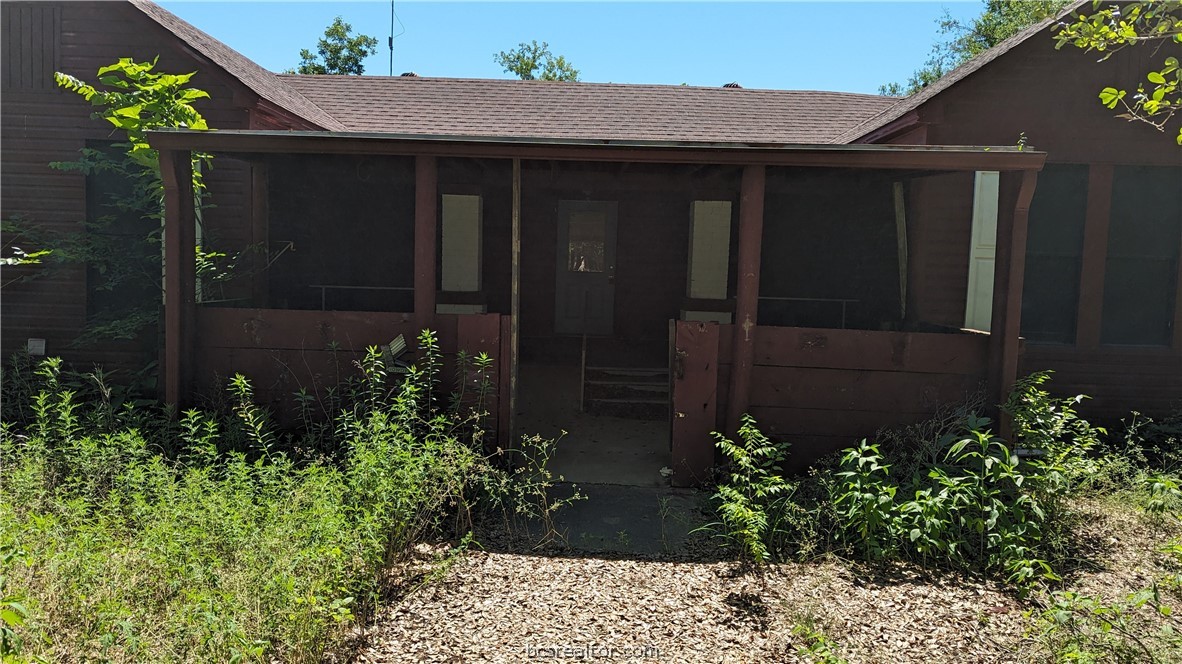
[555,200,617,335]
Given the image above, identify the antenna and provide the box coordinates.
[388,0,395,76]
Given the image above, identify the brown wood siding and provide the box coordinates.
[713,325,989,470]
[907,32,1182,419]
[1,2,260,375]
[191,308,505,434]
[903,172,975,330]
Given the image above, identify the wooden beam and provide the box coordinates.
[726,164,766,436]
[250,162,269,308]
[1075,163,1113,349]
[893,181,908,319]
[148,130,1048,173]
[672,320,720,487]
[509,158,521,451]
[988,169,1038,428]
[161,149,196,405]
[414,156,438,331]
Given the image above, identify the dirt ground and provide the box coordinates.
[352,498,1179,663]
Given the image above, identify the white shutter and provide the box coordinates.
[441,194,482,292]
[964,171,999,331]
[687,201,732,300]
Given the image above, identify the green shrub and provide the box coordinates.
[0,330,572,662]
[698,415,800,563]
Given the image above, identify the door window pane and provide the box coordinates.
[568,211,605,272]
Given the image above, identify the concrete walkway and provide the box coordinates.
[551,483,714,557]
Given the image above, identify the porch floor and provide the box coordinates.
[516,364,669,488]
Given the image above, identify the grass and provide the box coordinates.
[0,336,572,662]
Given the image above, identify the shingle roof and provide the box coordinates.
[128,0,346,131]
[279,75,899,145]
[834,0,1087,144]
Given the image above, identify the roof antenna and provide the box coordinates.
[388,0,395,76]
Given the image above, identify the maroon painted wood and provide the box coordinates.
[749,366,984,412]
[414,156,438,331]
[726,165,766,436]
[1075,164,1113,349]
[148,130,1047,173]
[750,327,988,374]
[161,149,195,405]
[672,320,720,487]
[250,162,269,308]
[498,314,512,450]
[194,307,429,350]
[1000,170,1038,406]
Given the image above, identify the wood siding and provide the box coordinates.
[192,308,505,437]
[697,323,989,470]
[1,1,262,375]
[893,29,1182,420]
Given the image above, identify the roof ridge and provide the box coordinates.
[277,73,898,99]
[834,0,1088,144]
[127,0,347,131]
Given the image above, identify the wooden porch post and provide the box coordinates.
[509,158,521,449]
[988,169,1039,431]
[726,164,766,436]
[1075,163,1113,349]
[250,162,269,308]
[161,148,196,405]
[414,155,438,331]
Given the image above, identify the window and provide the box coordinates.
[687,201,732,299]
[1100,165,1182,346]
[84,142,155,320]
[1020,164,1088,344]
[440,194,482,291]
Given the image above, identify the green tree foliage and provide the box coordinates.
[879,1,1070,96]
[1054,0,1182,144]
[296,16,378,75]
[494,40,580,81]
[39,59,217,344]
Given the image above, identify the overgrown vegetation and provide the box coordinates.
[703,371,1182,660]
[0,331,578,662]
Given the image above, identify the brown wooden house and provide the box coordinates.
[3,1,1178,486]
[840,7,1182,420]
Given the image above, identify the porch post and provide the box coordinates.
[726,164,766,436]
[161,148,196,405]
[414,155,438,331]
[988,169,1038,432]
[1075,164,1113,349]
[509,158,521,448]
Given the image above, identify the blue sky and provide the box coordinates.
[159,1,985,94]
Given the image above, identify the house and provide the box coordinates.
[2,1,1177,486]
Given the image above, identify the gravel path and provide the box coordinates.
[356,552,1028,663]
[354,498,1177,663]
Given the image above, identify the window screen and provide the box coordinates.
[1020,164,1088,344]
[1100,165,1182,346]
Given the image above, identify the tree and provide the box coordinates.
[879,1,1070,95]
[1054,0,1182,144]
[297,16,378,75]
[33,58,221,344]
[494,40,580,81]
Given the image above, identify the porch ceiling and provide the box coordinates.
[148,129,1046,172]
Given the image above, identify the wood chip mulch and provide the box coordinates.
[354,501,1179,663]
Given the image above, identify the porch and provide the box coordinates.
[151,130,1044,486]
